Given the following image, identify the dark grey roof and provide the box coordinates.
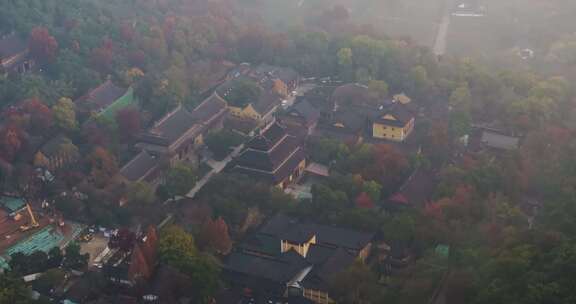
[301,247,355,290]
[224,250,309,284]
[481,131,519,150]
[286,100,320,126]
[143,106,198,146]
[247,122,287,151]
[120,151,160,182]
[0,34,26,59]
[39,135,74,158]
[253,91,281,115]
[372,103,415,127]
[388,169,436,207]
[189,92,228,122]
[260,214,374,252]
[332,110,367,133]
[78,80,129,111]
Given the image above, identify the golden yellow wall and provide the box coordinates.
[228,104,261,120]
[372,118,415,142]
[281,235,316,257]
[372,123,405,141]
[303,288,334,304]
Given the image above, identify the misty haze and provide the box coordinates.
[0,0,575,303]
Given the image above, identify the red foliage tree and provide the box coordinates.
[110,228,136,252]
[355,192,375,209]
[198,217,232,254]
[21,98,53,132]
[364,144,409,186]
[115,107,141,140]
[0,124,26,161]
[29,27,58,64]
[126,49,146,68]
[90,46,114,73]
[120,23,136,41]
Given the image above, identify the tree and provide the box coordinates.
[158,225,197,266]
[52,98,77,131]
[0,273,32,304]
[33,268,66,294]
[28,27,58,65]
[62,242,88,270]
[47,247,63,269]
[115,107,141,140]
[0,124,25,162]
[158,225,220,304]
[368,80,389,100]
[127,181,156,205]
[197,217,232,254]
[329,262,382,304]
[312,184,349,216]
[225,78,262,108]
[21,98,53,132]
[164,164,197,200]
[308,138,350,165]
[337,47,353,67]
[87,147,118,188]
[355,192,375,209]
[449,85,472,112]
[205,130,244,161]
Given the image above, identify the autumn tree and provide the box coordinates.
[0,124,26,161]
[87,147,118,188]
[52,98,77,131]
[197,217,232,254]
[21,98,53,132]
[90,39,115,73]
[158,225,220,304]
[355,192,375,209]
[28,27,58,65]
[115,107,141,140]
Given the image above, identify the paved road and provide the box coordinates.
[185,144,244,199]
[433,0,453,56]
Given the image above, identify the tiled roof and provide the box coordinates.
[119,151,160,182]
[260,214,373,252]
[224,250,309,284]
[372,103,415,127]
[286,100,320,126]
[302,247,355,290]
[332,110,367,133]
[388,169,436,207]
[481,131,519,150]
[39,135,74,158]
[253,91,281,115]
[0,35,26,59]
[77,80,129,112]
[144,106,199,146]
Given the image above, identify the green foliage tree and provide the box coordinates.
[0,273,32,304]
[158,225,220,304]
[367,79,389,101]
[225,78,262,108]
[205,130,245,161]
[62,242,88,270]
[52,97,77,131]
[329,261,383,304]
[164,163,197,200]
[127,181,156,205]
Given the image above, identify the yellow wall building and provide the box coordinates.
[371,104,415,142]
